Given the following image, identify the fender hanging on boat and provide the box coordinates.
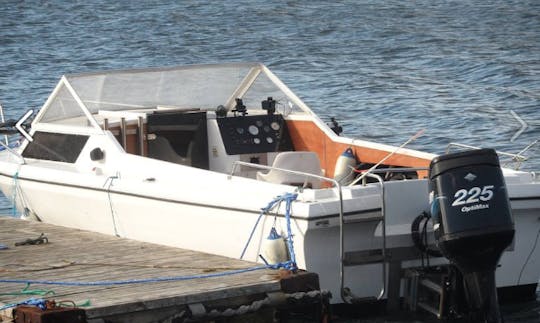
[334,147,356,185]
[261,227,288,265]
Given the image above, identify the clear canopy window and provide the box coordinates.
[35,63,306,130]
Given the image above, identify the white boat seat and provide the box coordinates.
[149,136,192,166]
[256,151,324,188]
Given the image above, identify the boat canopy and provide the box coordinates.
[32,63,310,133]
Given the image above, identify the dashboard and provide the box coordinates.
[216,114,293,155]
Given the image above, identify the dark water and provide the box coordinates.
[0,0,538,321]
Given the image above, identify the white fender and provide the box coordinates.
[261,227,288,264]
[334,147,356,185]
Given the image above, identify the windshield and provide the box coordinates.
[35,62,308,130]
[66,62,304,113]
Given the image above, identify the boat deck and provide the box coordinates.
[0,216,322,322]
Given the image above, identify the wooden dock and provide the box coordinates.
[0,216,324,322]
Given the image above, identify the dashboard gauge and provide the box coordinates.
[216,114,293,155]
[248,125,259,135]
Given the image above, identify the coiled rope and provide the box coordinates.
[240,192,298,271]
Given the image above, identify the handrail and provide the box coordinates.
[446,142,528,161]
[340,173,386,303]
[364,173,386,301]
[230,161,387,303]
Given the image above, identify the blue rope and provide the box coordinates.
[0,297,47,311]
[0,195,299,290]
[0,265,273,287]
[240,196,283,260]
[283,193,298,268]
[240,193,298,271]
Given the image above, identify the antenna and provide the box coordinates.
[349,129,425,186]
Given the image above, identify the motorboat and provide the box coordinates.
[0,63,538,316]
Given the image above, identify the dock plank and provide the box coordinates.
[0,216,320,322]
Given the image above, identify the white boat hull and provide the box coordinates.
[1,62,538,305]
[1,154,538,302]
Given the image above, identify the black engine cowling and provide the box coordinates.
[429,148,514,322]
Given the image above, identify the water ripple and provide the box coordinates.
[0,1,538,320]
[0,0,538,169]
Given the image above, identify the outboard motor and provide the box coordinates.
[429,149,514,322]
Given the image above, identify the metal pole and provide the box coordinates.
[120,117,127,150]
[365,173,387,300]
[0,103,8,146]
[349,129,425,186]
[138,116,145,156]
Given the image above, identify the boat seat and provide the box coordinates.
[256,151,324,188]
[149,136,192,166]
